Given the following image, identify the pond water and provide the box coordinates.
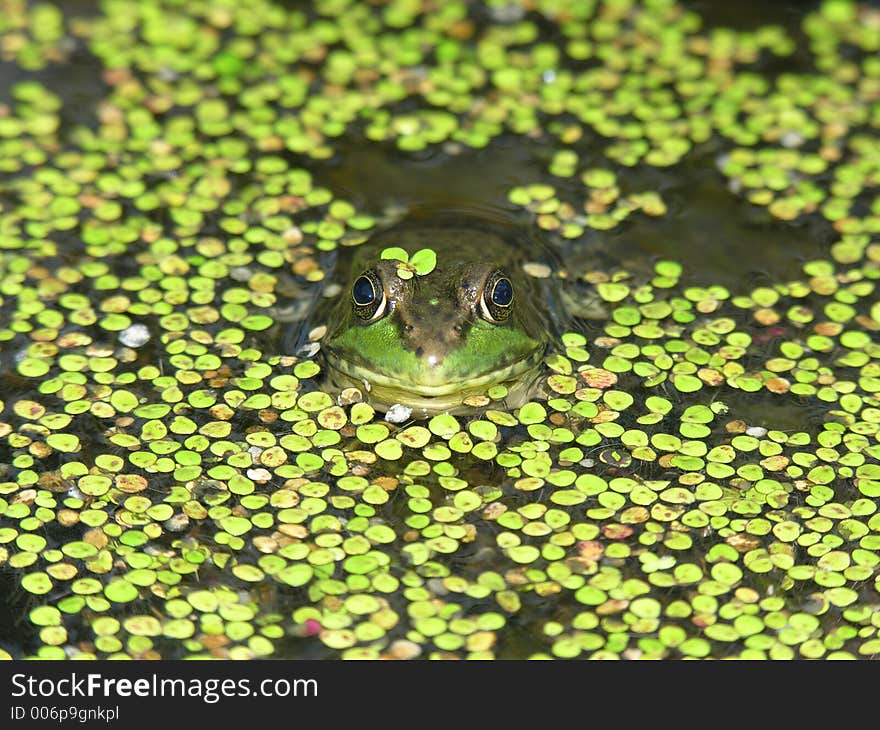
[0,0,879,660]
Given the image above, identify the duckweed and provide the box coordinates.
[1,0,879,662]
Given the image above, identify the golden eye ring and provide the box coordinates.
[480,271,513,323]
[352,271,387,321]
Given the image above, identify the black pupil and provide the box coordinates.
[492,278,513,306]
[353,276,375,305]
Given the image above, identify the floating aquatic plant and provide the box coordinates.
[0,0,878,661]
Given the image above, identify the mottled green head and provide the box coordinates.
[322,226,553,415]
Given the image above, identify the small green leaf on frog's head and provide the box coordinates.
[409,248,437,276]
[380,246,409,263]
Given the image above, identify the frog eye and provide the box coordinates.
[352,271,387,321]
[480,271,513,323]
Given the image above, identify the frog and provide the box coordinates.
[313,212,564,416]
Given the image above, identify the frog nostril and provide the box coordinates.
[414,346,424,357]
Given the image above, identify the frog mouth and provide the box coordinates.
[323,348,545,413]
